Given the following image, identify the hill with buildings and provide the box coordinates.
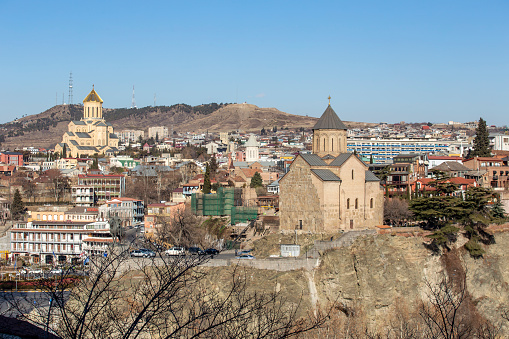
[0,103,374,151]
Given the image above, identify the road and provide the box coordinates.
[0,291,70,317]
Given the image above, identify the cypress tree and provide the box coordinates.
[471,117,491,157]
[11,189,25,220]
[203,163,211,194]
[250,171,263,188]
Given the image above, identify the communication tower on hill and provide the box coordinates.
[68,72,73,105]
[131,85,137,109]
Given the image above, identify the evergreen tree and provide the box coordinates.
[471,117,491,157]
[209,157,217,177]
[491,200,506,219]
[203,164,211,194]
[62,146,67,158]
[11,189,25,220]
[250,171,263,188]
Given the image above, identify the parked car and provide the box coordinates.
[235,254,255,260]
[131,249,155,258]
[237,250,252,256]
[165,247,185,256]
[140,249,156,257]
[188,247,203,255]
[50,268,63,274]
[203,248,219,256]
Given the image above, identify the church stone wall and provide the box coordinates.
[279,157,323,232]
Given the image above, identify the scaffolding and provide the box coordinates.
[191,187,257,224]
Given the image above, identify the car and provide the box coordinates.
[237,250,252,256]
[188,247,203,255]
[235,254,255,260]
[140,249,156,257]
[50,268,63,274]
[130,249,154,258]
[203,248,219,256]
[165,247,185,256]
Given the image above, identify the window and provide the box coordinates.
[347,198,350,209]
[323,138,326,151]
[355,198,358,209]
[370,198,374,209]
[331,138,334,152]
[352,170,354,180]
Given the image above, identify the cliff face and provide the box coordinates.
[314,232,509,332]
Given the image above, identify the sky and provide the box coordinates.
[0,0,507,126]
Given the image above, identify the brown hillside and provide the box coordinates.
[0,103,375,150]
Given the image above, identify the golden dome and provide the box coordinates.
[83,86,103,103]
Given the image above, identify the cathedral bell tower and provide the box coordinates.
[82,85,104,120]
[312,97,348,157]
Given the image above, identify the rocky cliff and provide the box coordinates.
[207,231,509,335]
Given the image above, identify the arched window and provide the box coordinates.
[87,107,90,117]
[331,138,334,152]
[323,138,326,151]
[347,198,350,209]
[370,198,374,208]
[352,169,354,180]
[355,198,358,209]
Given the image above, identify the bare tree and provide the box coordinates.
[2,243,329,338]
[384,198,413,226]
[157,208,205,248]
[419,274,473,339]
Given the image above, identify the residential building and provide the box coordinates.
[10,220,91,264]
[463,157,509,189]
[118,129,144,143]
[77,173,126,201]
[0,152,23,166]
[98,197,144,227]
[72,185,96,206]
[148,126,169,140]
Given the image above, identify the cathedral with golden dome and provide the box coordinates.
[55,87,119,157]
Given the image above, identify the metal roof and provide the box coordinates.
[300,153,327,166]
[83,88,103,103]
[75,132,91,138]
[321,154,335,160]
[329,153,353,166]
[365,171,380,182]
[313,105,347,130]
[72,121,87,125]
[311,169,341,181]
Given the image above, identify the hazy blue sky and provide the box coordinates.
[1,0,507,125]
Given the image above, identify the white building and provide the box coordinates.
[118,129,145,143]
[148,126,169,140]
[10,220,111,264]
[245,134,259,163]
[98,197,144,227]
[491,134,509,151]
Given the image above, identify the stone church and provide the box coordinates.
[279,104,383,232]
[55,87,119,157]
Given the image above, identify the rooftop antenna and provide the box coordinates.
[62,93,65,105]
[68,72,73,105]
[131,85,137,109]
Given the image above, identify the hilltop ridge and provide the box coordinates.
[0,102,374,150]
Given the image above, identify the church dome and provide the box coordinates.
[83,87,103,103]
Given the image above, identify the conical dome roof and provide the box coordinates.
[83,87,103,103]
[245,134,259,147]
[313,105,347,130]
